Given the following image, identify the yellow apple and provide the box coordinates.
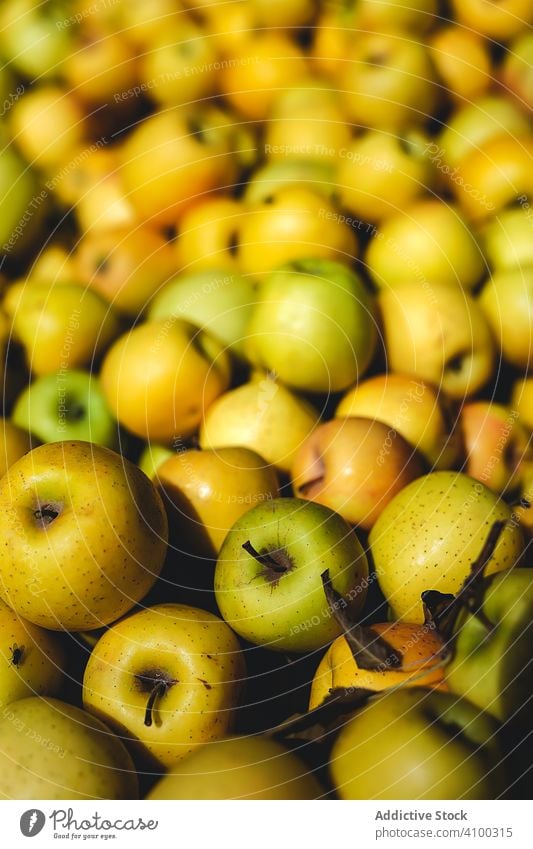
[511,377,533,432]
[478,266,533,369]
[378,281,495,399]
[0,441,168,631]
[0,418,32,477]
[451,0,533,41]
[101,319,231,441]
[147,736,322,799]
[199,373,319,473]
[335,373,462,470]
[175,197,244,273]
[158,446,279,558]
[428,26,491,102]
[62,29,138,104]
[83,604,245,769]
[9,85,85,170]
[0,598,64,707]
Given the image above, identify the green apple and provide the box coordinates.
[330,688,505,800]
[478,266,533,369]
[158,446,279,558]
[0,598,64,707]
[482,208,533,271]
[0,697,138,799]
[245,258,377,393]
[147,736,322,799]
[215,497,369,652]
[5,282,120,376]
[369,471,524,623]
[366,199,485,292]
[0,441,168,631]
[83,603,245,769]
[199,372,319,473]
[291,416,423,530]
[445,568,533,722]
[0,0,72,80]
[378,281,495,399]
[12,369,118,448]
[148,268,256,357]
[243,159,337,205]
[0,148,44,258]
[138,443,174,480]
[335,373,462,470]
[460,402,531,494]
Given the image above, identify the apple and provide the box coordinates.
[335,373,462,470]
[248,0,315,28]
[366,199,485,292]
[450,0,533,41]
[378,281,495,400]
[0,418,32,477]
[245,258,377,393]
[138,444,174,480]
[338,30,439,131]
[0,0,71,80]
[83,603,245,769]
[12,369,118,448]
[341,0,438,33]
[175,197,244,274]
[478,266,533,369]
[147,735,322,800]
[0,441,168,631]
[0,147,45,258]
[9,86,85,171]
[100,318,231,442]
[437,95,531,170]
[511,377,533,432]
[309,621,446,710]
[0,697,138,799]
[5,282,120,377]
[158,446,279,558]
[445,568,533,723]
[459,402,531,494]
[200,373,319,473]
[368,471,524,623]
[501,31,533,112]
[330,688,505,799]
[237,187,358,279]
[337,128,436,222]
[114,0,178,48]
[148,268,256,358]
[482,208,533,272]
[62,28,138,105]
[428,25,491,102]
[0,598,65,707]
[215,497,369,652]
[74,225,178,317]
[29,245,76,286]
[243,159,336,206]
[291,416,423,530]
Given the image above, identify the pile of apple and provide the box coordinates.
[0,0,531,801]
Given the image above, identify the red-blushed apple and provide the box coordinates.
[215,497,369,652]
[0,441,168,631]
[83,604,245,769]
[460,402,532,494]
[291,416,423,530]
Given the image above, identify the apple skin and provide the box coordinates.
[12,369,118,449]
[148,268,256,358]
[369,471,524,623]
[378,281,495,400]
[0,697,138,800]
[335,373,462,470]
[445,568,533,722]
[199,373,319,474]
[482,208,533,272]
[0,418,32,477]
[309,621,446,710]
[215,497,369,653]
[0,441,168,631]
[366,200,485,292]
[0,147,44,258]
[428,26,491,102]
[138,444,174,480]
[9,85,85,171]
[330,688,505,800]
[147,736,322,800]
[0,0,71,80]
[460,402,531,494]
[501,31,533,111]
[291,416,423,530]
[157,446,279,558]
[245,258,377,393]
[511,377,533,432]
[450,0,533,41]
[0,598,65,708]
[243,159,336,206]
[478,266,533,370]
[100,319,231,441]
[83,604,245,769]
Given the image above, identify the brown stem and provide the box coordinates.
[242,540,288,574]
[144,680,168,728]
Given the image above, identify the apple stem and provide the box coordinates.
[242,540,289,574]
[144,680,168,728]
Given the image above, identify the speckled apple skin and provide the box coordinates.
[0,697,138,799]
[83,604,245,769]
[0,441,168,631]
[369,471,524,623]
[0,598,65,707]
